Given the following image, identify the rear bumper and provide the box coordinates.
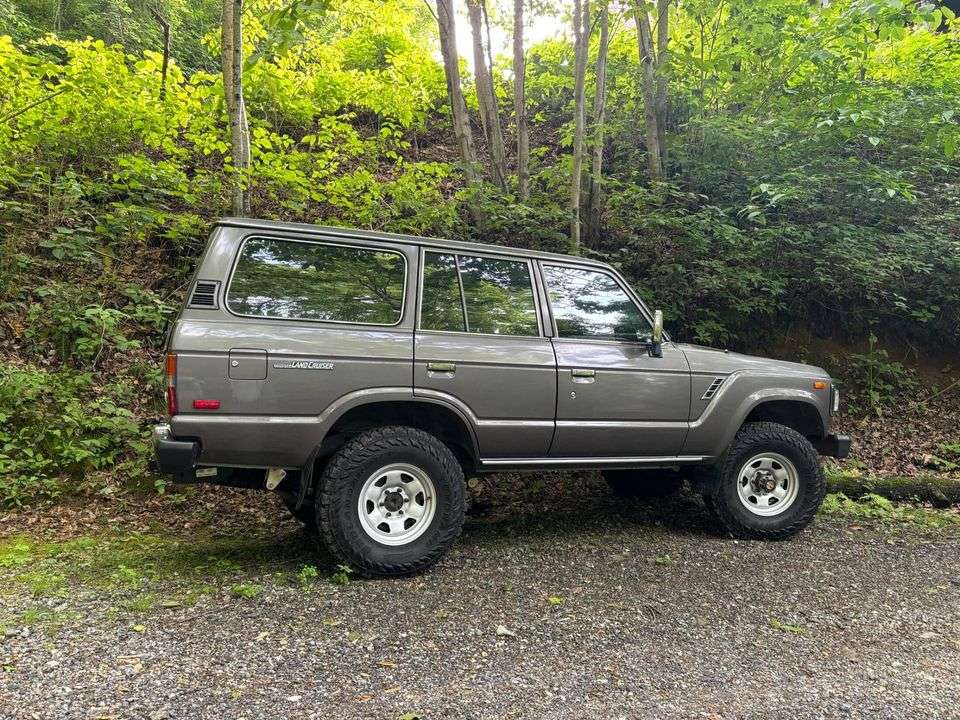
[151,424,200,481]
[814,433,852,459]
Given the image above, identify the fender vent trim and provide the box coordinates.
[187,280,220,309]
[701,377,725,400]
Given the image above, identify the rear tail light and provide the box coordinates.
[165,353,178,416]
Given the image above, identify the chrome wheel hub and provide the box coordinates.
[357,463,436,546]
[736,452,800,517]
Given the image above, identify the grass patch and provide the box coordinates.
[825,466,960,506]
[230,583,263,599]
[821,492,960,530]
[124,592,158,613]
[0,528,316,630]
[0,529,315,589]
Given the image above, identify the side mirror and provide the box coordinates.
[649,309,663,358]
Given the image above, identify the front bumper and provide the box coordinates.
[814,433,852,459]
[151,423,200,482]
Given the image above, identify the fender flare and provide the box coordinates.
[709,389,826,459]
[312,387,482,462]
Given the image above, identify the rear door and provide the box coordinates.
[413,250,556,458]
[540,262,690,457]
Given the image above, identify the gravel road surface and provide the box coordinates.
[2,491,959,720]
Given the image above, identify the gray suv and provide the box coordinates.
[154,218,850,576]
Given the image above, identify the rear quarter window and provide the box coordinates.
[226,237,406,325]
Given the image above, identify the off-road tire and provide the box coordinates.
[277,472,317,534]
[603,469,684,499]
[316,426,466,577]
[708,421,825,540]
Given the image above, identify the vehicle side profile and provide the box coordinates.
[154,218,850,576]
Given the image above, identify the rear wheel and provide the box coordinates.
[317,426,466,577]
[708,422,825,540]
[603,469,684,499]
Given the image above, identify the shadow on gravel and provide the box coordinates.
[145,482,723,579]
[461,490,721,550]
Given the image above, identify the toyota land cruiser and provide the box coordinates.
[154,218,850,576]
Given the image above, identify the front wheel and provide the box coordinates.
[708,422,825,540]
[316,426,466,577]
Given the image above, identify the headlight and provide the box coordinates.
[831,386,840,414]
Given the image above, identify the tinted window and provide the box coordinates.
[458,255,539,336]
[227,237,405,324]
[543,265,650,340]
[420,252,465,332]
[418,252,539,336]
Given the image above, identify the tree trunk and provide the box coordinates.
[655,0,669,169]
[586,1,609,246]
[634,1,662,181]
[151,9,171,100]
[222,0,251,215]
[435,0,479,185]
[570,0,590,247]
[513,0,529,200]
[466,0,508,191]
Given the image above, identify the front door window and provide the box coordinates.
[542,264,651,341]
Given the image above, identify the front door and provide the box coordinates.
[540,262,691,457]
[414,250,556,457]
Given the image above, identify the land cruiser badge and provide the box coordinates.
[272,359,334,371]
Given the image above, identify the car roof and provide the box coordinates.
[216,217,611,267]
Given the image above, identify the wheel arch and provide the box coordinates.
[315,396,480,474]
[742,398,826,440]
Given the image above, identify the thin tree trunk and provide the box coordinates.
[570,0,589,247]
[435,0,479,185]
[223,0,251,215]
[513,0,529,200]
[634,1,662,181]
[655,0,669,169]
[586,1,610,246]
[466,0,508,191]
[151,9,171,100]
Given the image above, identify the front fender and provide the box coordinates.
[682,371,829,459]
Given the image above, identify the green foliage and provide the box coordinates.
[821,492,960,530]
[845,334,918,415]
[0,0,957,506]
[230,582,264,599]
[295,564,319,588]
[0,364,141,506]
[330,564,352,585]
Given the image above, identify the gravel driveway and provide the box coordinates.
[2,490,959,720]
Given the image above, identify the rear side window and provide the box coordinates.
[420,253,465,332]
[542,264,651,341]
[227,237,406,325]
[420,252,539,337]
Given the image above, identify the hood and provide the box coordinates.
[677,343,828,377]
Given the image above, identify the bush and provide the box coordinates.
[0,364,142,506]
